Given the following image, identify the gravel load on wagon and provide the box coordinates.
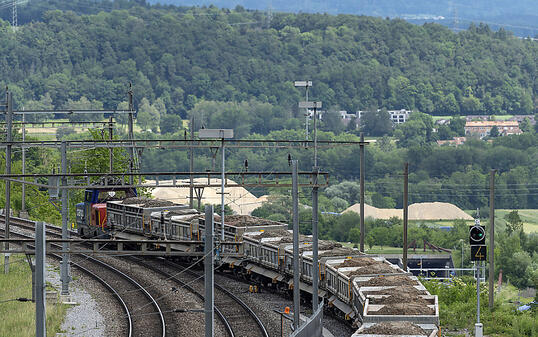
[372,302,435,315]
[361,321,427,335]
[336,257,377,267]
[216,215,286,227]
[344,263,399,277]
[319,247,360,257]
[299,240,343,253]
[369,293,431,305]
[359,275,419,287]
[256,229,292,239]
[366,286,428,297]
[122,197,176,207]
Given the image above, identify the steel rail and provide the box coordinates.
[0,217,166,337]
[129,256,235,337]
[135,257,269,337]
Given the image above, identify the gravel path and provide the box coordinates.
[46,263,106,337]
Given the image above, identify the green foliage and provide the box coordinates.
[505,210,524,234]
[360,108,393,136]
[0,5,536,118]
[423,278,538,336]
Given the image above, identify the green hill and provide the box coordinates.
[0,4,536,116]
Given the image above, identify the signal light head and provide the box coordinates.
[469,225,486,245]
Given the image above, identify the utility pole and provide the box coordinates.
[221,136,225,241]
[310,98,321,313]
[476,261,483,337]
[204,205,214,337]
[108,116,113,173]
[60,141,70,296]
[11,0,17,30]
[312,165,319,312]
[4,91,12,274]
[359,133,365,253]
[292,160,300,330]
[21,110,26,216]
[403,162,409,270]
[489,170,496,309]
[35,221,46,337]
[189,116,194,209]
[294,81,312,141]
[127,84,134,185]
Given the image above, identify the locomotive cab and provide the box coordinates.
[76,187,136,238]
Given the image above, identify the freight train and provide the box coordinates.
[76,189,440,337]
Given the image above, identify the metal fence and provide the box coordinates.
[291,300,324,337]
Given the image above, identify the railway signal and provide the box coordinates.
[470,218,486,337]
[469,223,486,246]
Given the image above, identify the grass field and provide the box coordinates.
[0,255,67,337]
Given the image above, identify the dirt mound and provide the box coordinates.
[370,294,431,305]
[256,229,291,239]
[372,302,435,315]
[150,178,267,215]
[216,214,286,227]
[343,202,473,220]
[343,203,402,220]
[367,286,428,297]
[360,275,419,287]
[122,197,176,207]
[361,321,427,335]
[336,257,378,268]
[409,202,473,220]
[344,263,398,277]
[319,247,360,258]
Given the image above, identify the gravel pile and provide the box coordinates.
[335,257,378,268]
[122,197,176,207]
[319,247,360,257]
[216,214,286,227]
[344,263,398,277]
[361,321,427,335]
[367,286,428,297]
[372,302,435,315]
[369,294,431,305]
[257,229,291,238]
[359,275,419,287]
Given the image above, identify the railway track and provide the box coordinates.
[2,216,269,336]
[132,256,270,337]
[0,217,166,337]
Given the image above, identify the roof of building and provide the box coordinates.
[465,121,519,127]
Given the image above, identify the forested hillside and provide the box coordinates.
[152,0,538,36]
[0,2,536,116]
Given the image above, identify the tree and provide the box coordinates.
[504,210,523,235]
[361,108,393,136]
[23,93,54,122]
[395,111,434,147]
[490,125,500,137]
[160,114,182,134]
[349,227,361,245]
[64,96,103,122]
[137,97,160,132]
[519,118,532,133]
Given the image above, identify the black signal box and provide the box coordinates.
[471,245,487,261]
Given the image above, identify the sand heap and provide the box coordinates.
[343,202,472,221]
[343,203,401,219]
[147,178,268,215]
[408,202,473,220]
